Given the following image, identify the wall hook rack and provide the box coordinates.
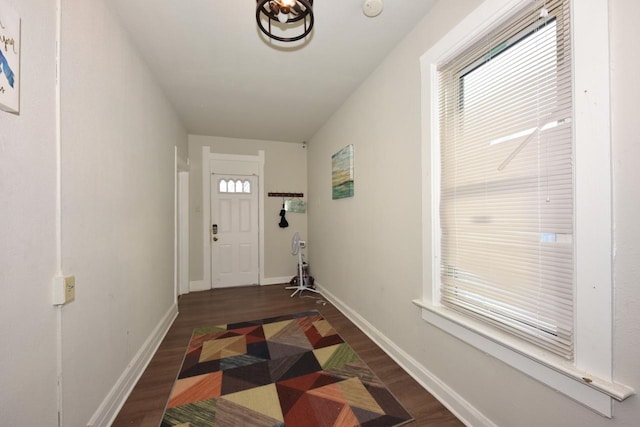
[268,192,304,198]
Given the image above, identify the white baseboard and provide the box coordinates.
[314,282,495,427]
[87,303,179,427]
[261,276,293,286]
[190,278,290,290]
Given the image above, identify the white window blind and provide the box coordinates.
[437,0,573,359]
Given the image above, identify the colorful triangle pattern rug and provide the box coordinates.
[161,310,413,427]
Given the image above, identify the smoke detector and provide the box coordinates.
[363,0,383,17]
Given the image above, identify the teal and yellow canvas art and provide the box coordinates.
[332,145,354,200]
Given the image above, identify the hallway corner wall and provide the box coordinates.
[0,0,59,425]
[58,0,188,425]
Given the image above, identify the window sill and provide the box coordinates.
[412,299,634,417]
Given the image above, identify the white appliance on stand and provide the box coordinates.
[286,232,319,297]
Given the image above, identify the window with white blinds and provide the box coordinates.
[437,0,573,359]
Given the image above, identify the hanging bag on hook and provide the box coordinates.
[279,204,289,228]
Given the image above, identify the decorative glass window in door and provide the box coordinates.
[218,178,252,194]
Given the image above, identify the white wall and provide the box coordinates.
[609,0,640,421]
[307,0,639,426]
[59,0,187,425]
[0,1,58,426]
[189,135,308,284]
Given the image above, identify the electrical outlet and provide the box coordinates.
[53,275,76,305]
[64,275,75,303]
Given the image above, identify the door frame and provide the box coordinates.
[202,147,265,290]
[175,147,190,299]
[178,170,189,295]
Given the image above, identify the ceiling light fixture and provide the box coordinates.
[256,0,314,42]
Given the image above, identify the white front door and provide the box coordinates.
[210,174,259,287]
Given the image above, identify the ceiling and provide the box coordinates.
[109,0,437,143]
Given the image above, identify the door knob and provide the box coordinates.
[213,237,219,242]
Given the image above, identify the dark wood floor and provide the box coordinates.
[112,285,463,426]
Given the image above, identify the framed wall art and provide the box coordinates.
[332,144,354,200]
[0,1,20,114]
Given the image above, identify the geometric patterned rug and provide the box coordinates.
[160,310,413,426]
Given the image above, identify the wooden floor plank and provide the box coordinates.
[111,285,463,426]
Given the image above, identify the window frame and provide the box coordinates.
[218,178,252,194]
[438,10,574,359]
[414,0,633,417]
